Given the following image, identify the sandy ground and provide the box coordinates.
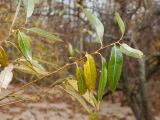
[0,85,159,120]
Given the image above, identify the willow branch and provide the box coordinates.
[0,40,120,102]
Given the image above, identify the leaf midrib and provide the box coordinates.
[113,47,117,88]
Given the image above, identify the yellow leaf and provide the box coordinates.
[0,46,9,67]
[88,112,99,120]
[84,54,97,92]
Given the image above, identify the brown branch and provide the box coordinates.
[0,100,23,107]
[0,40,120,102]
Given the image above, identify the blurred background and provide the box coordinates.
[0,0,160,120]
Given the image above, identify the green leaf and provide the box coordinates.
[18,32,32,61]
[120,43,144,58]
[83,8,104,45]
[84,54,97,93]
[22,0,35,18]
[27,27,62,43]
[108,45,123,91]
[76,65,87,95]
[115,12,125,39]
[98,56,107,101]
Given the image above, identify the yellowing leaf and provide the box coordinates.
[98,56,107,101]
[0,46,9,67]
[12,94,41,102]
[84,54,97,92]
[108,45,123,91]
[18,31,32,61]
[26,27,62,43]
[76,65,87,95]
[67,80,95,107]
[14,58,47,75]
[62,81,91,113]
[0,64,14,92]
[120,43,144,58]
[14,64,36,75]
[115,12,125,39]
[31,60,47,74]
[88,112,99,120]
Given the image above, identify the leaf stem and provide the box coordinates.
[0,39,121,102]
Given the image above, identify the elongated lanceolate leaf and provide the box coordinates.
[68,43,75,57]
[12,94,41,102]
[115,12,125,38]
[67,80,95,107]
[27,27,62,43]
[0,46,9,67]
[84,54,97,92]
[62,82,91,113]
[120,43,144,58]
[83,9,104,44]
[98,56,107,101]
[76,66,87,95]
[14,58,47,75]
[23,0,35,18]
[18,32,32,61]
[108,45,123,91]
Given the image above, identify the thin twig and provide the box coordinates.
[0,40,120,102]
[0,100,23,107]
[0,63,73,101]
[9,0,22,36]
